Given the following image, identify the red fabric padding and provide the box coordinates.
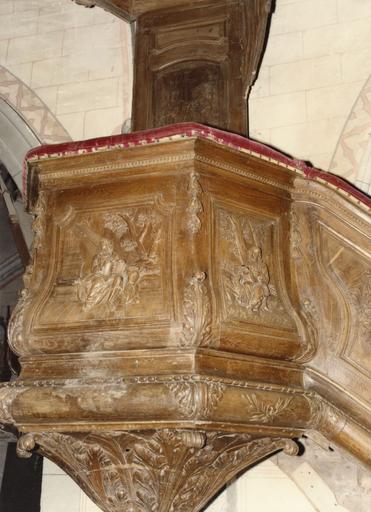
[24,122,371,208]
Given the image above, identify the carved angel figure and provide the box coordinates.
[223,215,276,313]
[76,239,128,311]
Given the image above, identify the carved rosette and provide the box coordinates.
[17,430,298,512]
[180,272,213,347]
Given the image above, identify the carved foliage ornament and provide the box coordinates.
[244,393,293,424]
[166,380,226,417]
[186,172,203,235]
[180,272,212,347]
[347,269,371,357]
[8,192,47,354]
[17,430,298,512]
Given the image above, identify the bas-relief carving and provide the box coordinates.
[166,380,226,417]
[180,272,212,348]
[218,209,293,328]
[16,430,298,512]
[4,123,371,512]
[244,393,293,424]
[132,1,271,132]
[75,208,162,313]
[8,192,48,355]
[154,63,223,128]
[35,203,168,327]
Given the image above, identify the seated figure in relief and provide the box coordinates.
[77,239,128,311]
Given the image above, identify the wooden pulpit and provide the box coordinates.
[1,123,369,511]
[0,1,370,511]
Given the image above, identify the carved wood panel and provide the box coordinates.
[133,1,271,133]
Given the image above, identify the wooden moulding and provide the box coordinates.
[0,124,370,511]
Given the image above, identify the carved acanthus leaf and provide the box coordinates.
[18,431,298,512]
[8,191,48,355]
[180,272,212,347]
[166,380,226,417]
[244,393,293,423]
[32,191,47,250]
[305,396,346,438]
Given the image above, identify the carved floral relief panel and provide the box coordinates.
[214,205,295,330]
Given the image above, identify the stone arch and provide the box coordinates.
[0,65,71,191]
[329,74,371,193]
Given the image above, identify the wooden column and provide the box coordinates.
[74,0,272,134]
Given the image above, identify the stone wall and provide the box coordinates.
[249,0,371,188]
[0,0,133,141]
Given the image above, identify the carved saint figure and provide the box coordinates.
[236,245,271,312]
[223,215,276,314]
[74,208,162,314]
[76,239,127,311]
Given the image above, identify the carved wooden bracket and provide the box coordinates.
[1,123,370,511]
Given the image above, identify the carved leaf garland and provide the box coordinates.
[8,191,47,355]
[244,393,293,423]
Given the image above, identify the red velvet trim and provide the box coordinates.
[24,122,371,208]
